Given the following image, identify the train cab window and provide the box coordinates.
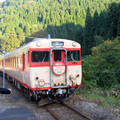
[31,51,49,62]
[54,50,61,62]
[67,51,80,61]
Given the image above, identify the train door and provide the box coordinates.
[24,52,29,87]
[50,48,67,88]
[23,54,25,71]
[22,53,26,85]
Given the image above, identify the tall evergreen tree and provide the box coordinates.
[83,7,93,55]
[117,16,120,36]
[99,10,110,37]
[105,22,116,40]
[24,23,31,36]
[108,2,120,37]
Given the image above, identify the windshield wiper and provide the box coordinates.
[42,54,46,63]
[71,55,76,63]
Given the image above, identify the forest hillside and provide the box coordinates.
[0,0,120,55]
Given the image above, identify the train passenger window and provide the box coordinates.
[31,51,49,62]
[67,51,80,61]
[54,50,61,62]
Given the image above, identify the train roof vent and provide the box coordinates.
[32,38,46,42]
[48,34,51,39]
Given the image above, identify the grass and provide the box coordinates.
[75,87,120,107]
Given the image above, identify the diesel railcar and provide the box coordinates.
[0,38,82,103]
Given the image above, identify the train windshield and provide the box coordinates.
[54,50,61,62]
[31,51,49,62]
[67,51,80,61]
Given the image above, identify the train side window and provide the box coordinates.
[67,51,80,61]
[16,57,17,68]
[31,51,49,62]
[20,57,23,69]
[18,57,20,68]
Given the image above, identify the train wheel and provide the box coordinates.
[23,88,28,98]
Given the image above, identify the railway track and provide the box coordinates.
[7,81,93,120]
[43,102,93,120]
[1,77,114,120]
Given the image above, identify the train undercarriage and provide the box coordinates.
[0,72,81,104]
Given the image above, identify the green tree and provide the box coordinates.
[0,36,6,52]
[117,16,120,36]
[99,10,110,37]
[108,2,120,37]
[75,26,84,45]
[83,40,120,88]
[94,35,103,46]
[24,23,31,36]
[16,27,25,45]
[83,7,93,55]
[105,22,115,40]
[7,28,20,52]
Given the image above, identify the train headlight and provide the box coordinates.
[76,74,79,78]
[77,83,80,86]
[36,41,42,47]
[72,42,77,47]
[35,77,39,80]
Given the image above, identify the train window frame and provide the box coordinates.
[31,51,49,63]
[67,51,80,61]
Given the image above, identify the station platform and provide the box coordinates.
[0,108,38,120]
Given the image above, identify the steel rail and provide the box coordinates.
[43,105,61,120]
[62,103,93,120]
[43,102,93,120]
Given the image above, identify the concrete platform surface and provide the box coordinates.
[0,108,38,120]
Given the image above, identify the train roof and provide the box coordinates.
[29,38,81,48]
[2,38,81,58]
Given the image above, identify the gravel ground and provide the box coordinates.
[0,76,120,120]
[67,97,120,120]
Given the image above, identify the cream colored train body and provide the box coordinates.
[0,38,82,102]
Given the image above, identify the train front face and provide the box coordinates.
[29,39,82,102]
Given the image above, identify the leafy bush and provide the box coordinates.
[82,40,120,88]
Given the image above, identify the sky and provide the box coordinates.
[0,0,6,2]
